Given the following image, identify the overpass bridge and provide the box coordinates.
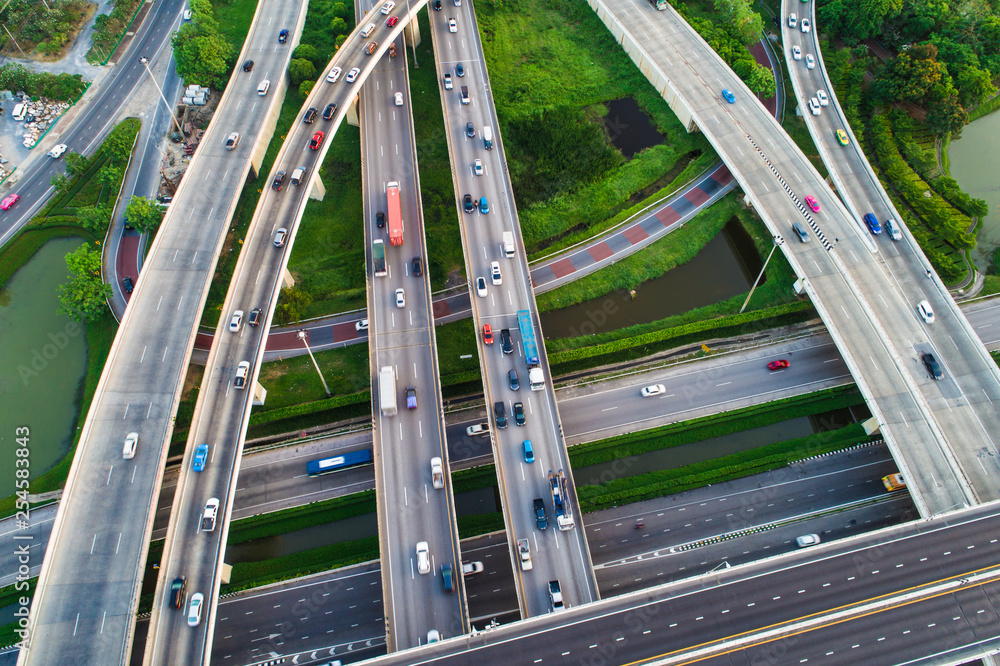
[588,0,1000,517]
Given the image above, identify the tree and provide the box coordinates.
[331,2,351,18]
[330,17,347,36]
[276,287,312,323]
[57,244,111,322]
[103,122,137,161]
[97,164,123,190]
[299,80,315,97]
[50,173,69,192]
[955,66,996,108]
[288,58,317,85]
[125,196,162,233]
[64,152,89,177]
[335,35,347,50]
[292,43,321,67]
[925,95,968,137]
[77,204,111,233]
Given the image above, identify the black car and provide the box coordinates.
[533,498,548,530]
[494,401,507,429]
[303,107,318,123]
[323,102,338,120]
[500,328,513,354]
[441,563,455,593]
[456,63,464,77]
[156,194,173,204]
[376,211,385,228]
[249,307,262,327]
[513,401,525,426]
[433,0,441,8]
[508,369,519,391]
[242,59,254,72]
[463,194,474,213]
[465,122,475,138]
[169,576,187,609]
[412,257,423,277]
[272,170,286,190]
[922,352,944,380]
[122,276,134,293]
[278,28,289,43]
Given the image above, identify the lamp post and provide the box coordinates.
[297,329,332,396]
[740,235,783,314]
[139,58,184,136]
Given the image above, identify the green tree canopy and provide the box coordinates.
[57,244,111,322]
[299,80,316,97]
[292,43,321,67]
[288,58,317,85]
[77,204,111,234]
[330,17,348,35]
[64,152,89,177]
[125,196,163,233]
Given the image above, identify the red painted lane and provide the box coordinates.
[623,224,649,245]
[117,234,141,302]
[433,299,452,319]
[655,207,681,227]
[587,242,613,263]
[684,186,710,207]
[549,258,576,279]
[331,321,358,341]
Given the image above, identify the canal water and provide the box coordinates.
[540,218,762,338]
[947,110,1000,272]
[603,97,665,158]
[0,237,89,492]
[574,405,870,487]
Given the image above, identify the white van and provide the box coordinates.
[257,80,270,96]
[291,166,306,185]
[11,103,26,121]
[483,126,493,150]
[361,22,376,37]
[502,231,515,258]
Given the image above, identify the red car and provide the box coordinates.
[768,359,790,370]
[386,15,399,27]
[804,195,820,212]
[483,323,494,345]
[309,131,324,150]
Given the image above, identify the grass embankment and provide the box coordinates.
[0,120,138,515]
[157,387,868,593]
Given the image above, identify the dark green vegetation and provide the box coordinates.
[0,0,91,57]
[87,0,144,64]
[172,0,234,88]
[0,63,88,102]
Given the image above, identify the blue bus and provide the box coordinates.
[307,449,373,476]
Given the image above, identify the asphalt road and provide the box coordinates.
[434,0,599,618]
[355,0,468,650]
[613,0,1000,519]
[191,444,911,664]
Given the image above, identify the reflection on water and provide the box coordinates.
[603,97,665,158]
[575,406,869,486]
[947,112,1000,272]
[541,219,762,338]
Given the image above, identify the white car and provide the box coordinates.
[381,0,395,14]
[273,228,287,247]
[229,310,243,332]
[808,98,821,116]
[416,541,431,574]
[224,132,240,150]
[448,17,457,32]
[475,276,487,297]
[122,432,138,459]
[816,89,829,106]
[805,54,815,69]
[917,300,935,323]
[796,533,821,548]
[462,561,484,576]
[473,159,483,176]
[466,423,488,436]
[234,361,250,389]
[640,384,666,398]
[327,66,342,83]
[355,318,369,331]
[345,67,361,83]
[48,144,67,159]
[490,261,502,285]
[787,13,796,28]
[791,45,802,61]
[395,288,405,308]
[394,91,404,106]
[444,73,453,90]
[187,593,204,626]
[800,18,811,32]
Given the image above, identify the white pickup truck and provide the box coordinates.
[516,538,532,571]
[201,498,220,532]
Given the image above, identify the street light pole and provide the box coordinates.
[740,236,783,314]
[139,58,184,136]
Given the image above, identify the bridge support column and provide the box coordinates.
[251,380,267,406]
[307,174,326,201]
[280,266,295,290]
[346,95,360,127]
[861,416,881,436]
[220,563,233,585]
[404,10,421,50]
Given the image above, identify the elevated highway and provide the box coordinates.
[18,1,307,663]
[588,0,1000,517]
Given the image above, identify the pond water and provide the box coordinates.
[947,110,1000,272]
[603,97,665,158]
[0,237,88,492]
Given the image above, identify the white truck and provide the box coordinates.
[548,580,564,611]
[502,231,515,258]
[483,126,493,150]
[516,538,533,570]
[201,498,220,532]
[430,457,445,489]
[379,366,397,416]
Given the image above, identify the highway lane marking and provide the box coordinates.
[140,346,147,363]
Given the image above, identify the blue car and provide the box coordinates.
[479,196,489,214]
[863,212,882,235]
[192,443,209,472]
[522,439,534,463]
[721,89,735,103]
